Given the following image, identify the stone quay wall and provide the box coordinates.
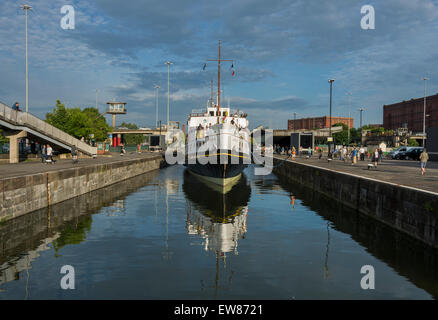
[0,155,165,221]
[273,158,438,248]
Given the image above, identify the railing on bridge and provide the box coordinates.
[0,102,96,156]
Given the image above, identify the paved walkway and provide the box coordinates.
[274,155,438,194]
[0,152,163,179]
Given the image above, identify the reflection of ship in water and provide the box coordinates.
[183,169,251,297]
[183,169,251,255]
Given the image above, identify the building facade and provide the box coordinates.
[287,116,353,131]
[383,94,438,132]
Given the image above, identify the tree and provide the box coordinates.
[119,122,145,145]
[407,138,419,146]
[0,129,8,144]
[46,100,110,141]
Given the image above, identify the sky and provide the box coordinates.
[1,0,438,129]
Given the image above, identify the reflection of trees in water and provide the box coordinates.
[272,172,438,299]
[0,171,158,292]
[52,215,93,256]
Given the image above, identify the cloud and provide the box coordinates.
[2,0,438,129]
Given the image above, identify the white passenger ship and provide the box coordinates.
[185,41,251,188]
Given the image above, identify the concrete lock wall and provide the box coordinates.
[0,155,165,221]
[273,158,438,248]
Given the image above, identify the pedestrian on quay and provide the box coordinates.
[378,147,383,162]
[372,148,379,168]
[46,144,54,163]
[342,146,347,162]
[318,147,322,160]
[359,146,365,161]
[420,148,429,176]
[308,146,312,158]
[351,147,357,165]
[41,144,47,163]
[120,144,126,156]
[292,146,296,160]
[71,145,78,164]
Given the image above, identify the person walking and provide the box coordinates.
[41,144,47,163]
[342,146,347,162]
[71,145,78,164]
[351,147,357,165]
[292,146,296,160]
[378,147,383,162]
[308,146,312,158]
[372,148,379,168]
[46,144,54,163]
[359,146,365,161]
[318,147,322,160]
[420,148,429,175]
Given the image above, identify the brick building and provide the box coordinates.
[287,116,353,131]
[383,94,438,132]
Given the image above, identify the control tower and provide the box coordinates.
[106,101,127,128]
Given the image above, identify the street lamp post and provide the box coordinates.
[359,108,365,128]
[346,92,351,146]
[21,4,32,113]
[328,79,335,156]
[165,61,173,126]
[423,77,428,147]
[154,85,160,128]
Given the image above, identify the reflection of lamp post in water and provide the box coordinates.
[328,79,335,157]
[324,221,330,279]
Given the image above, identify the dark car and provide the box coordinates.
[400,147,423,160]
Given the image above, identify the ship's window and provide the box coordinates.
[210,111,214,116]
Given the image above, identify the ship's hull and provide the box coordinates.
[185,149,250,187]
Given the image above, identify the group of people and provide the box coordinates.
[331,146,384,166]
[40,144,54,163]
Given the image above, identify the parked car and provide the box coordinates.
[399,147,423,160]
[389,146,415,159]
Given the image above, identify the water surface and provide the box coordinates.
[1,165,437,299]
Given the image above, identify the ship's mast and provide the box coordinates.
[211,79,214,107]
[208,40,233,124]
[218,40,221,115]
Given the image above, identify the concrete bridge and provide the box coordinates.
[0,102,96,163]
